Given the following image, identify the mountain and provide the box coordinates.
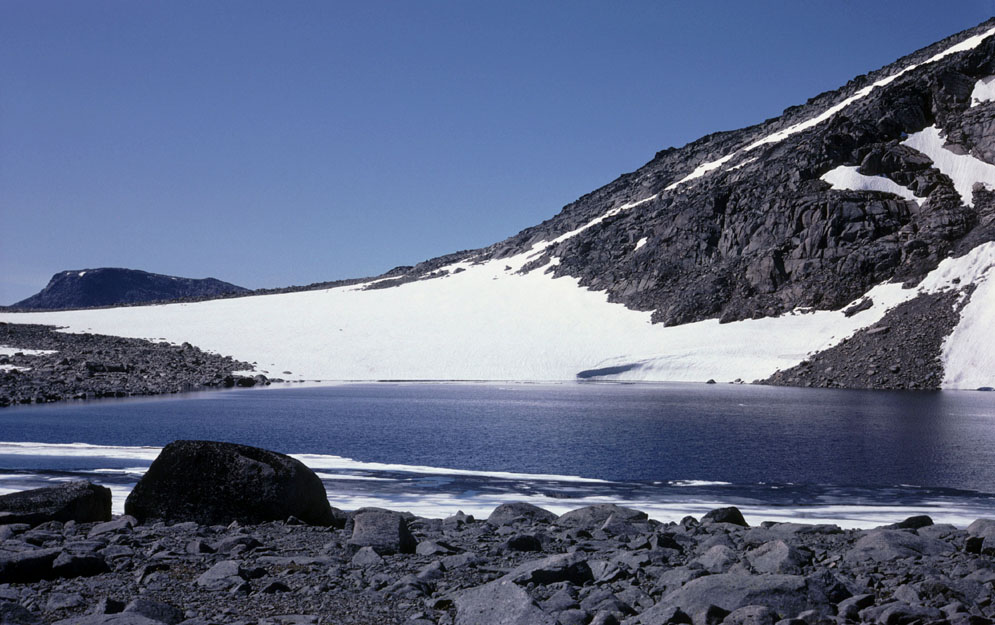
[2,20,994,389]
[10,268,249,310]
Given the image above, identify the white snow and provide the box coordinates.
[78,271,86,277]
[971,75,995,106]
[935,243,995,389]
[821,165,921,205]
[902,125,995,207]
[1,236,993,387]
[634,237,648,251]
[0,346,56,357]
[664,26,995,192]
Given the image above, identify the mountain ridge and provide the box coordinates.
[10,268,248,311]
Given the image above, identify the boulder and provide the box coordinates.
[0,481,111,526]
[505,552,593,586]
[844,530,953,563]
[746,541,810,575]
[347,509,416,555]
[124,440,334,526]
[487,502,558,526]
[658,573,830,617]
[455,579,557,625]
[0,548,61,583]
[556,504,647,529]
[702,507,750,527]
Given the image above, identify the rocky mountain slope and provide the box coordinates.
[9,269,248,310]
[2,19,994,389]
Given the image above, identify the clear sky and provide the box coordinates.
[2,1,993,304]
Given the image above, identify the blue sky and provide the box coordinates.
[2,1,993,304]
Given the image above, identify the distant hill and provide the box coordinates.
[10,268,249,310]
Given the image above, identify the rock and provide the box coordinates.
[0,481,111,526]
[487,502,558,526]
[722,606,779,625]
[695,545,739,573]
[0,548,61,583]
[52,614,165,625]
[658,573,829,617]
[195,560,246,590]
[505,552,593,586]
[556,504,647,529]
[415,540,457,556]
[746,541,810,575]
[883,515,933,530]
[701,507,749,527]
[502,534,543,552]
[88,516,137,538]
[454,579,557,625]
[46,592,85,611]
[122,598,184,625]
[51,551,109,578]
[124,440,334,526]
[626,603,693,625]
[348,509,416,555]
[0,601,41,625]
[844,529,953,563]
[350,546,385,567]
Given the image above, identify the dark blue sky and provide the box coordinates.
[2,1,993,304]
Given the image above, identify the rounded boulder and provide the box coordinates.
[124,440,333,526]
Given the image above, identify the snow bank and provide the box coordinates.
[902,125,995,207]
[821,165,921,205]
[2,238,993,386]
[971,75,995,107]
[665,25,995,192]
[936,243,995,389]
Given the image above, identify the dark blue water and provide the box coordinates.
[2,383,994,525]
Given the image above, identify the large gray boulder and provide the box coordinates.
[657,573,832,617]
[124,440,333,526]
[347,509,416,555]
[487,502,557,526]
[843,529,953,563]
[455,579,556,625]
[555,504,647,529]
[0,481,111,526]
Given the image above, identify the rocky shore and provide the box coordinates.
[2,441,994,625]
[0,323,267,407]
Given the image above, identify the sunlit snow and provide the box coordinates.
[902,125,995,207]
[2,237,993,387]
[820,165,921,205]
[664,25,995,191]
[971,75,995,106]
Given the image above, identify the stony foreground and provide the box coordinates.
[2,502,995,625]
[0,323,265,407]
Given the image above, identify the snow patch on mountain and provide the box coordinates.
[665,25,995,191]
[970,75,995,106]
[903,125,995,207]
[821,166,922,205]
[1,239,992,387]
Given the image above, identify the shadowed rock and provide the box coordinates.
[0,481,111,526]
[124,440,334,526]
[487,502,558,526]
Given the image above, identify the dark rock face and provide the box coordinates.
[0,322,261,407]
[763,289,969,389]
[0,481,111,525]
[9,268,248,310]
[124,440,334,526]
